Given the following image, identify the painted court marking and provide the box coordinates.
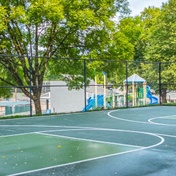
[108,109,176,127]
[5,127,164,176]
[36,127,164,148]
[107,110,150,124]
[148,115,176,126]
[1,108,175,176]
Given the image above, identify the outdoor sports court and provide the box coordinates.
[1,106,176,176]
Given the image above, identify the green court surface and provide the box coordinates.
[1,106,176,176]
[0,133,139,176]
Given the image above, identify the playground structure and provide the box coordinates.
[83,72,113,111]
[83,73,158,111]
[123,74,158,106]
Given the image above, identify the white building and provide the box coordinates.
[49,81,85,113]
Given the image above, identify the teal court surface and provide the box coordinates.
[1,106,176,176]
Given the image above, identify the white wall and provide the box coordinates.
[50,81,85,113]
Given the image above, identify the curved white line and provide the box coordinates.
[0,126,164,147]
[108,110,176,127]
[148,115,176,126]
[108,110,150,124]
[0,108,170,176]
[36,128,164,148]
[7,128,164,176]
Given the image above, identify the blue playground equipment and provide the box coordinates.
[83,74,158,111]
[146,86,158,104]
[82,95,104,111]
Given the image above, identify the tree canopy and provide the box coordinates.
[1,0,175,112]
[143,0,176,102]
[0,0,130,114]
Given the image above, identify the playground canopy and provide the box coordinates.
[124,73,146,83]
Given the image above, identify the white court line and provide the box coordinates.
[148,115,176,127]
[7,148,142,176]
[36,131,143,148]
[0,124,114,129]
[108,110,176,127]
[0,126,163,148]
[107,110,150,124]
[7,128,164,176]
[0,132,36,138]
[35,127,164,150]
[0,111,93,122]
[1,108,170,176]
[0,125,104,138]
[155,133,176,138]
[0,126,93,138]
[0,124,86,128]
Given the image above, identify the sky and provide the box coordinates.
[128,0,169,16]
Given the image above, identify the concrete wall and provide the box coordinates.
[50,81,85,113]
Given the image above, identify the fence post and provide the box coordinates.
[28,56,33,117]
[125,61,128,108]
[158,62,162,105]
[83,59,87,111]
[103,72,107,109]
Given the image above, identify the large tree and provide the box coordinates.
[144,0,176,102]
[0,0,130,114]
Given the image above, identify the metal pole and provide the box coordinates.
[95,76,98,108]
[29,57,33,117]
[84,59,87,111]
[103,72,107,109]
[126,61,128,108]
[159,62,162,105]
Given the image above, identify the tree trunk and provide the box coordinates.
[20,87,42,115]
[33,96,42,115]
[162,88,167,103]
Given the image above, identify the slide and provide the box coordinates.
[147,86,158,104]
[82,95,103,111]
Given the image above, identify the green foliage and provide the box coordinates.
[0,0,130,113]
[143,0,176,94]
[134,7,161,61]
[0,6,7,31]
[117,16,144,45]
[145,1,176,61]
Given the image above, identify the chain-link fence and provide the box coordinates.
[0,56,175,116]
